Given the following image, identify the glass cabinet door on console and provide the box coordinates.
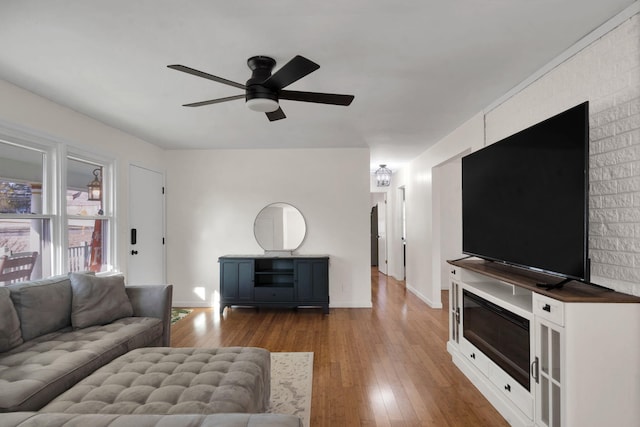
[449,267,461,346]
[535,317,563,427]
[533,293,564,427]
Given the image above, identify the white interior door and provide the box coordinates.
[400,186,406,280]
[377,196,388,275]
[128,164,165,284]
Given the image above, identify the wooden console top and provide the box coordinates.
[448,258,640,303]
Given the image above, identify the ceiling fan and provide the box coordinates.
[167,55,354,121]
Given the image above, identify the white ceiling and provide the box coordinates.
[0,1,634,171]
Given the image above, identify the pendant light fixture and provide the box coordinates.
[375,164,392,187]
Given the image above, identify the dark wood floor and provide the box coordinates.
[171,268,508,426]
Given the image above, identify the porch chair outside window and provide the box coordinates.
[0,251,38,285]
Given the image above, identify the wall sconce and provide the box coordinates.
[375,164,392,187]
[87,168,102,201]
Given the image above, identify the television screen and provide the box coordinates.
[462,102,589,281]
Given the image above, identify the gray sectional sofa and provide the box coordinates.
[0,273,303,427]
[0,273,172,412]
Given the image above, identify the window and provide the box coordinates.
[0,141,51,283]
[66,158,111,272]
[0,133,115,285]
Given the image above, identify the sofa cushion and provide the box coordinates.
[0,412,303,427]
[40,347,271,415]
[0,317,162,412]
[0,287,23,352]
[70,274,134,329]
[8,276,72,341]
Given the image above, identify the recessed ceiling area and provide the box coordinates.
[0,1,635,171]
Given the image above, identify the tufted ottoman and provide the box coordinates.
[39,347,271,415]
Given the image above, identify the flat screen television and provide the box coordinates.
[462,102,589,283]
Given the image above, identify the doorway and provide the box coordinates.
[370,192,387,274]
[128,164,165,285]
[371,205,378,266]
[400,186,406,280]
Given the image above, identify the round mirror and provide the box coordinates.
[254,202,306,252]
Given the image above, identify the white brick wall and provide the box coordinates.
[486,13,640,295]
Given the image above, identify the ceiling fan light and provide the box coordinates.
[246,98,279,113]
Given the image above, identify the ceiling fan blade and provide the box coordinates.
[266,107,286,121]
[280,90,354,106]
[167,65,246,90]
[182,94,245,107]
[263,56,320,90]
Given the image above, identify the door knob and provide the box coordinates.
[131,250,138,255]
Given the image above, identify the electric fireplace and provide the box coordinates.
[462,289,531,390]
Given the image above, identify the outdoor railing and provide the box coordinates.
[68,242,91,272]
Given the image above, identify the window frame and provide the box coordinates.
[64,152,115,273]
[0,122,117,277]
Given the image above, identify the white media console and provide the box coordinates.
[447,259,640,427]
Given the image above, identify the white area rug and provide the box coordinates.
[268,352,313,427]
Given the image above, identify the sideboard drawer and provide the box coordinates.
[254,287,295,302]
[533,293,564,326]
[488,361,533,419]
[460,338,490,376]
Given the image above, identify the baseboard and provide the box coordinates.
[329,301,373,308]
[172,300,374,309]
[172,300,212,308]
[406,283,443,308]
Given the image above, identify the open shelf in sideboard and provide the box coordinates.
[448,258,640,303]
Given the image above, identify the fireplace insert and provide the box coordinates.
[463,289,531,390]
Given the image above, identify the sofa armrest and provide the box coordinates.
[125,284,173,346]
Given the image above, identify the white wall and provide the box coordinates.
[4,7,636,304]
[400,114,484,308]
[433,155,465,289]
[0,79,372,306]
[485,12,640,295]
[0,79,166,276]
[166,148,371,308]
[396,8,640,300]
